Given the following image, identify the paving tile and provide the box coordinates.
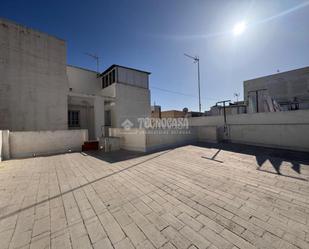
[1,146,308,249]
[162,226,191,249]
[179,226,211,249]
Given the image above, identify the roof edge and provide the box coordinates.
[100,64,151,76]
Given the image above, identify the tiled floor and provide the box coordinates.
[0,144,308,249]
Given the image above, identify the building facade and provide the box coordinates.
[244,67,309,112]
[0,18,151,140]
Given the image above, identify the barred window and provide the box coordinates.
[68,110,80,128]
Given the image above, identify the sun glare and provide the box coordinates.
[233,21,247,36]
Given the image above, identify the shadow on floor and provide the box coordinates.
[82,143,191,163]
[82,149,147,163]
[197,142,309,180]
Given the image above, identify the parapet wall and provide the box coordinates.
[189,109,309,152]
[0,129,88,160]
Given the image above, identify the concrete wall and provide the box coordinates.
[109,128,146,152]
[109,128,197,152]
[115,84,151,128]
[1,130,10,160]
[244,67,309,107]
[145,128,197,152]
[102,83,151,128]
[67,65,101,95]
[0,18,69,131]
[197,126,218,143]
[8,129,88,159]
[189,110,309,152]
[0,131,2,161]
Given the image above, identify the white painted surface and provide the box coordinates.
[103,137,120,152]
[67,65,101,95]
[244,67,309,110]
[109,128,146,152]
[94,96,105,139]
[145,128,197,152]
[0,130,10,160]
[109,128,197,152]
[0,131,2,161]
[197,126,218,143]
[189,110,309,152]
[9,129,88,158]
[0,18,69,131]
[102,83,151,128]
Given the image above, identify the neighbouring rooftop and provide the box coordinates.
[0,143,308,249]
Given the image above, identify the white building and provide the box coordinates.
[0,18,151,140]
[244,67,309,112]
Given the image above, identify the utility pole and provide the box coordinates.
[184,53,201,113]
[85,52,100,76]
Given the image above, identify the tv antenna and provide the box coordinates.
[184,53,201,112]
[85,52,100,76]
[234,93,239,102]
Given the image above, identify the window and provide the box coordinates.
[68,110,80,128]
[105,110,111,126]
[111,69,115,83]
[102,69,116,89]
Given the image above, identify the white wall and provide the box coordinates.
[0,18,69,131]
[8,129,88,159]
[115,84,151,128]
[109,128,197,152]
[109,128,147,152]
[189,110,309,152]
[0,130,10,161]
[67,65,101,95]
[145,128,197,152]
[0,131,2,162]
[93,96,105,139]
[102,83,151,128]
[197,126,218,143]
[244,67,309,104]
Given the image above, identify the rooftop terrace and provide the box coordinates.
[0,143,308,249]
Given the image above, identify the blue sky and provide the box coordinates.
[1,0,309,111]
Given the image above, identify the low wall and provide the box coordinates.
[0,130,10,161]
[0,131,2,162]
[196,126,218,143]
[109,128,147,152]
[7,129,88,159]
[189,110,309,152]
[145,128,197,152]
[109,128,197,152]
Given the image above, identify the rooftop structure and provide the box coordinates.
[0,18,151,139]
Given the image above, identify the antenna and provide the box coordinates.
[234,93,239,102]
[184,53,199,63]
[184,53,201,112]
[85,52,100,76]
